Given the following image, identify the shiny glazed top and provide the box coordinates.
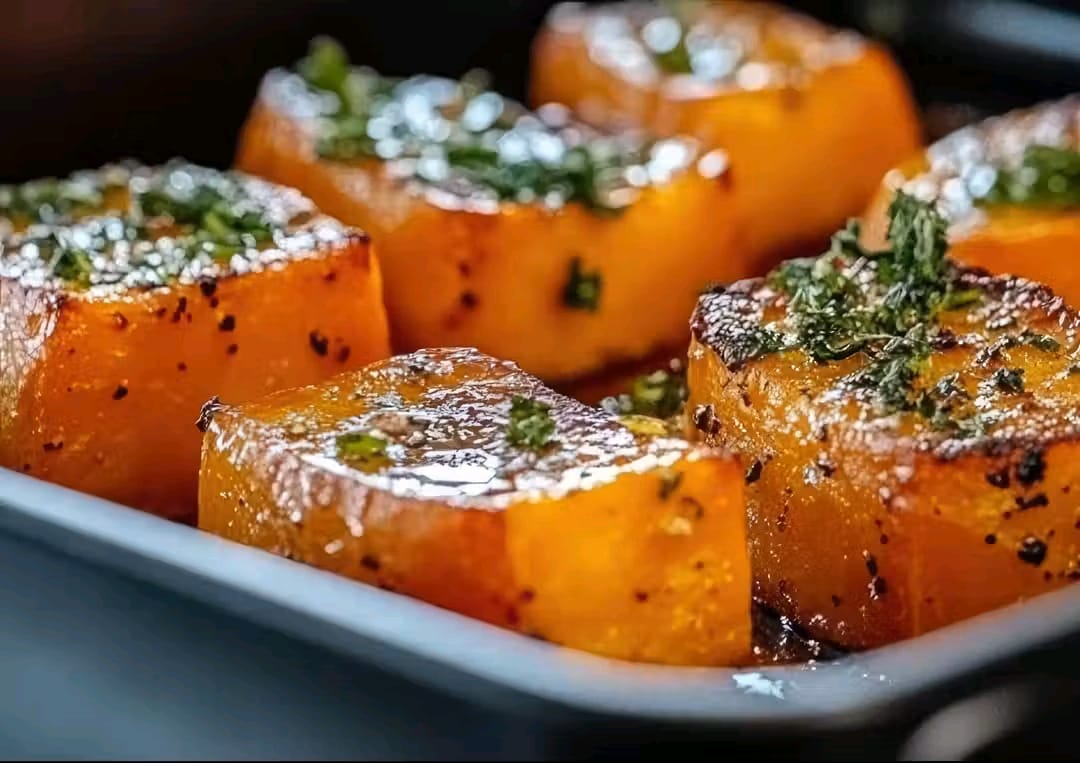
[693,267,1080,462]
[259,40,720,215]
[0,161,358,293]
[544,0,866,96]
[202,347,705,508]
[884,97,1080,233]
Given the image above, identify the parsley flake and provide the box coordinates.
[506,395,556,450]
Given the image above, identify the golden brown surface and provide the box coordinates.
[0,164,390,521]
[531,1,921,256]
[864,97,1080,304]
[198,347,750,665]
[688,271,1080,649]
[236,70,751,383]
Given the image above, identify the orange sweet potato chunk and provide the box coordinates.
[531,1,921,256]
[198,347,750,665]
[0,163,390,521]
[688,266,1080,649]
[235,53,746,383]
[863,96,1080,305]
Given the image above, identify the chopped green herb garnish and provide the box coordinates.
[981,145,1080,209]
[763,192,992,433]
[136,169,276,251]
[724,326,788,369]
[0,177,107,225]
[296,37,669,215]
[644,19,693,74]
[992,367,1025,394]
[48,241,94,288]
[336,431,390,465]
[506,395,556,450]
[601,368,687,419]
[1019,330,1061,353]
[297,36,351,100]
[1,163,287,287]
[563,257,602,311]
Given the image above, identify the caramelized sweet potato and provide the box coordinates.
[864,96,1080,304]
[531,1,921,256]
[687,196,1080,649]
[235,42,746,382]
[198,347,750,665]
[0,163,390,521]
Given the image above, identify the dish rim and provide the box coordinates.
[1,467,1076,731]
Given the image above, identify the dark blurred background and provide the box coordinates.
[0,0,1077,181]
[0,2,1076,759]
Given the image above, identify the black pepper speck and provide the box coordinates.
[986,467,1011,489]
[1015,493,1049,511]
[171,296,188,323]
[864,552,879,577]
[1016,449,1047,487]
[1017,536,1048,566]
[692,404,721,437]
[309,330,329,356]
[218,315,236,332]
[112,385,128,400]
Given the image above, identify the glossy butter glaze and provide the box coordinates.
[238,56,745,382]
[199,348,751,665]
[689,269,1080,648]
[204,347,696,506]
[878,97,1079,234]
[0,162,390,521]
[865,97,1080,305]
[542,0,865,96]
[531,1,921,257]
[257,67,705,214]
[0,162,357,292]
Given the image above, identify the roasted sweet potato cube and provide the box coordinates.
[864,96,1080,305]
[198,348,750,665]
[0,163,390,521]
[531,1,921,256]
[235,39,744,383]
[688,194,1080,649]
